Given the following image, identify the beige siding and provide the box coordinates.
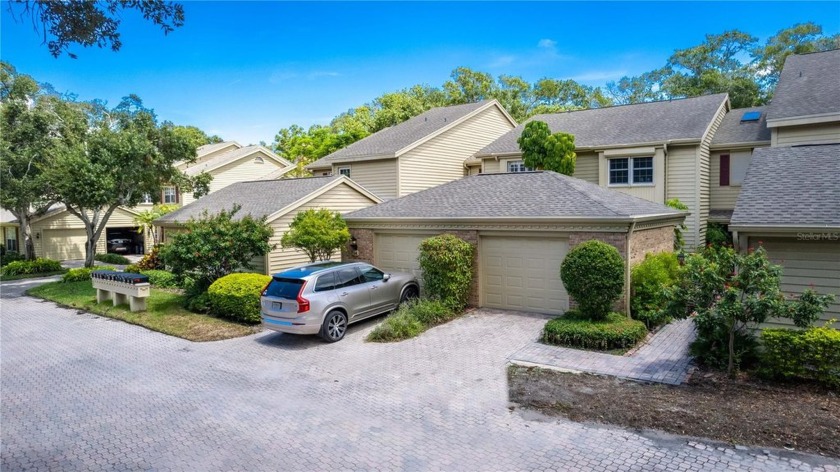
[399,106,514,196]
[754,237,840,328]
[482,158,501,174]
[177,143,241,170]
[572,152,598,184]
[710,149,758,210]
[665,145,701,250]
[775,122,840,146]
[265,183,378,274]
[181,152,284,206]
[597,148,666,204]
[466,165,481,176]
[332,160,398,200]
[32,207,143,258]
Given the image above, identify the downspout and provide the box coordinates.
[625,221,637,317]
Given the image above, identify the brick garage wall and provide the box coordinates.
[629,226,674,265]
[344,228,480,307]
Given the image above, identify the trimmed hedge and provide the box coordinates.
[207,273,271,323]
[631,252,680,329]
[62,266,116,282]
[560,240,625,320]
[94,253,131,265]
[418,234,475,310]
[542,310,648,351]
[141,269,178,288]
[1,258,63,276]
[760,325,840,388]
[367,299,459,342]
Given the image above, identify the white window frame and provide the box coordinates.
[162,186,178,204]
[337,166,351,177]
[506,160,532,173]
[140,193,153,204]
[608,157,654,186]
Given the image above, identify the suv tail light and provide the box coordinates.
[297,281,310,313]
[261,281,271,296]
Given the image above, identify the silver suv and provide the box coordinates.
[260,261,419,342]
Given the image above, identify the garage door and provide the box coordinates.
[375,234,427,281]
[758,238,840,325]
[481,236,569,315]
[44,229,86,260]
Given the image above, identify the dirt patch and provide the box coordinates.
[508,365,840,458]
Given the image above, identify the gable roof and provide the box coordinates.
[476,94,729,156]
[183,145,292,176]
[155,176,379,225]
[766,49,840,127]
[196,141,242,157]
[1,208,18,225]
[711,106,771,147]
[306,100,515,169]
[730,144,840,229]
[344,171,683,222]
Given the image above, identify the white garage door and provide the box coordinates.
[758,238,840,325]
[44,229,86,260]
[375,234,427,281]
[481,236,569,315]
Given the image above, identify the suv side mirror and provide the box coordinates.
[383,273,391,282]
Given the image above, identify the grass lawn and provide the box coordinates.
[28,280,259,342]
[0,270,68,282]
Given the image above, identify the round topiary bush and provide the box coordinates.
[207,273,271,324]
[418,234,475,310]
[560,240,625,320]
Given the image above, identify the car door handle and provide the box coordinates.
[340,292,349,296]
[370,285,378,290]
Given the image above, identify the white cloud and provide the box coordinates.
[488,54,516,68]
[538,38,557,50]
[569,69,629,83]
[308,71,342,79]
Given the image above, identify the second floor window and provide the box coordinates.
[163,187,177,204]
[609,157,653,185]
[337,166,351,177]
[507,160,532,173]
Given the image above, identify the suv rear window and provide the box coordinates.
[264,278,304,299]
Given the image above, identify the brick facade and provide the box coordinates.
[629,226,675,264]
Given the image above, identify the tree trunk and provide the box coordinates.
[84,224,97,268]
[18,212,36,260]
[727,322,736,378]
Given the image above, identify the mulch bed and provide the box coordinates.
[508,365,839,458]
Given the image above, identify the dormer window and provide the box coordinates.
[506,160,532,173]
[609,157,653,186]
[337,166,351,177]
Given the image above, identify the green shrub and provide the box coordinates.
[1,250,25,267]
[408,299,457,326]
[1,258,63,276]
[759,323,840,388]
[418,234,475,310]
[207,273,271,323]
[367,309,426,342]
[666,198,688,250]
[124,263,141,273]
[140,269,178,288]
[560,240,625,320]
[94,253,131,265]
[62,265,116,282]
[185,291,212,314]
[631,252,680,329]
[706,223,732,247]
[542,310,648,350]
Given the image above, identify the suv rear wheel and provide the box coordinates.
[320,310,348,342]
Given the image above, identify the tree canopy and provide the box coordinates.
[517,121,576,176]
[280,209,351,263]
[6,0,185,58]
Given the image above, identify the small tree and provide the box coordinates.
[160,205,274,292]
[665,198,689,250]
[134,204,178,246]
[280,209,350,262]
[560,240,625,320]
[418,234,475,310]
[517,120,576,175]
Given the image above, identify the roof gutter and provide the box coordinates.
[474,138,702,159]
[345,213,686,226]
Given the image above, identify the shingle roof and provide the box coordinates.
[1,208,18,224]
[711,107,771,146]
[307,100,498,169]
[477,94,728,156]
[730,144,840,228]
[155,176,341,224]
[767,49,840,122]
[183,145,287,176]
[196,141,241,157]
[345,171,683,221]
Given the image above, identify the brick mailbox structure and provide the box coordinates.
[91,271,151,312]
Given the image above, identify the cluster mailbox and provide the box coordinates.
[91,271,151,312]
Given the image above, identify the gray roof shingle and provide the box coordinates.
[307,100,496,169]
[156,176,340,224]
[767,49,840,122]
[730,144,840,228]
[477,94,728,156]
[711,106,771,146]
[345,171,682,221]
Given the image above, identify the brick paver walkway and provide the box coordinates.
[510,318,697,385]
[2,279,837,471]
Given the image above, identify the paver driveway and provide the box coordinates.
[2,279,837,471]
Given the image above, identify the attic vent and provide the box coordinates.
[254,157,264,164]
[740,111,761,122]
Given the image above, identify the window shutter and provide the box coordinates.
[175,187,180,204]
[719,154,730,186]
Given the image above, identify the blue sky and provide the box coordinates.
[2,1,839,145]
